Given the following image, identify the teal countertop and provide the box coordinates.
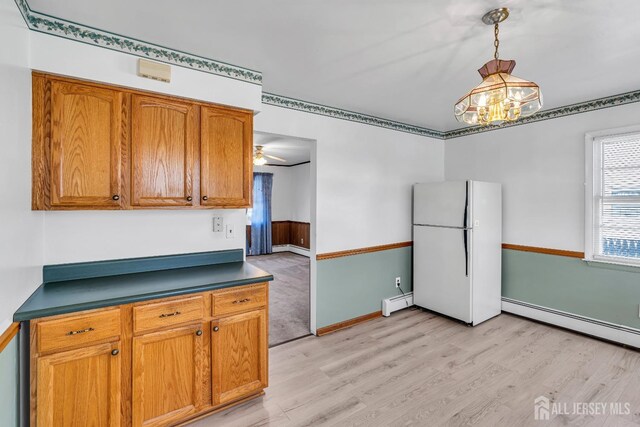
[14,260,273,322]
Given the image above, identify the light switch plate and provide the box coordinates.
[225,224,235,239]
[213,216,223,233]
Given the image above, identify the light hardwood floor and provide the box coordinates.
[189,308,640,426]
[247,252,310,346]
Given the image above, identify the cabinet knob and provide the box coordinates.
[213,326,219,332]
[202,196,208,201]
[196,330,203,336]
[186,196,193,202]
[112,195,120,201]
[111,349,119,356]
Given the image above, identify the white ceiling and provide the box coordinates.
[28,0,640,131]
[254,132,312,166]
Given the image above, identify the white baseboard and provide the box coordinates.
[272,245,310,258]
[502,297,640,348]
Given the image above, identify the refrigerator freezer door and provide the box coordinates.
[413,181,469,228]
[413,225,472,323]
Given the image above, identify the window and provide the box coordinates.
[586,130,640,265]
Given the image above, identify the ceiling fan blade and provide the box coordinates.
[265,154,287,162]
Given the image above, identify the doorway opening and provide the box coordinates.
[246,132,314,346]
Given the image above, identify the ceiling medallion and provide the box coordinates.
[454,8,543,126]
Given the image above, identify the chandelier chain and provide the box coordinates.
[494,23,499,60]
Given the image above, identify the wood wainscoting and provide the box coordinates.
[247,221,310,250]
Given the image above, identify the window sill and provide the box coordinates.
[583,258,640,273]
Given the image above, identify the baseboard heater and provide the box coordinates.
[382,292,414,317]
[502,297,640,349]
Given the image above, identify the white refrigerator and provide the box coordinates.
[413,180,502,326]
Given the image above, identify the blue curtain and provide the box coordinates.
[250,172,273,255]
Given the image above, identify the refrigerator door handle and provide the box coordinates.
[463,181,469,229]
[463,229,469,277]
[462,180,469,277]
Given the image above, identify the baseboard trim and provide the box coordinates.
[502,297,640,348]
[316,311,382,336]
[272,245,310,257]
[0,322,20,353]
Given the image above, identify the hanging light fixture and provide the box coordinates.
[454,8,542,126]
[253,146,268,166]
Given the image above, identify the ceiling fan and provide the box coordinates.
[253,145,286,166]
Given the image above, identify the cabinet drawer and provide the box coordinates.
[37,308,121,354]
[133,295,204,334]
[212,284,267,317]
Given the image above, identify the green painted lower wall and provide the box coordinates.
[316,246,412,328]
[0,335,19,427]
[503,249,640,330]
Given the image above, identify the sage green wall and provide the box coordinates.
[316,246,412,328]
[503,249,640,329]
[0,335,19,427]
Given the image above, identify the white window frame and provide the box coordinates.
[585,125,640,267]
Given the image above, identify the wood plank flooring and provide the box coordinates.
[247,252,310,346]
[189,308,640,426]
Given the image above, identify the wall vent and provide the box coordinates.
[137,59,171,83]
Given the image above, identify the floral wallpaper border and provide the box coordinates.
[14,0,262,85]
[261,93,446,139]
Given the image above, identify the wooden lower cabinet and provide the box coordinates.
[132,323,204,427]
[30,284,268,427]
[212,309,268,405]
[37,341,122,427]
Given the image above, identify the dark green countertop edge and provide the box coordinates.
[43,249,244,283]
[14,273,273,322]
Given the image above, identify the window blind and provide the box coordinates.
[597,132,640,260]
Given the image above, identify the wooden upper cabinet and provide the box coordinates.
[131,95,198,207]
[49,80,125,208]
[37,341,122,427]
[200,106,253,208]
[32,74,253,210]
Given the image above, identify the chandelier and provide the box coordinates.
[454,8,542,126]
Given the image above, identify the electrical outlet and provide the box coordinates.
[213,216,223,233]
[395,277,401,288]
[225,224,235,239]
[301,238,304,245]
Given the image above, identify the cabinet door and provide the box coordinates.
[37,341,121,427]
[50,80,124,208]
[132,324,204,427]
[200,106,252,208]
[212,309,267,405]
[131,95,198,207]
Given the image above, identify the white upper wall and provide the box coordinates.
[255,105,445,254]
[29,31,263,113]
[445,102,640,252]
[289,163,311,223]
[254,163,311,223]
[0,0,43,331]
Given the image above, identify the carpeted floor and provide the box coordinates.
[246,252,310,346]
